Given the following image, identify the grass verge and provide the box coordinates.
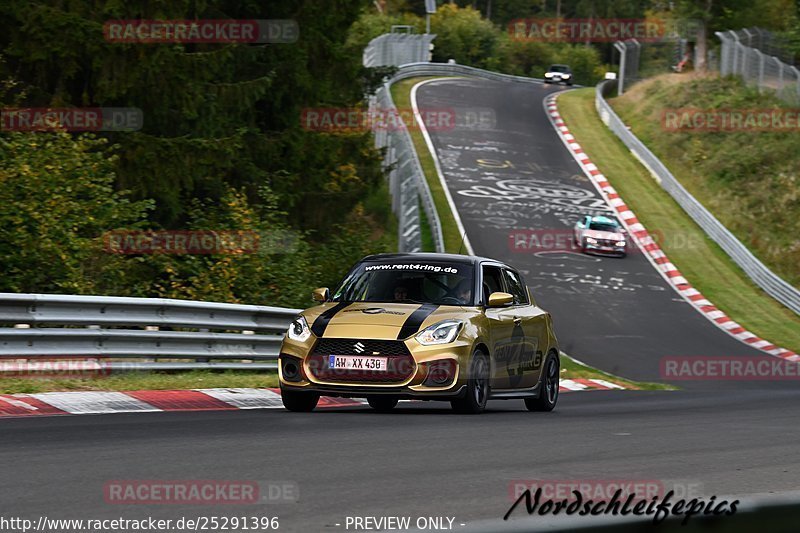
[560,354,675,390]
[391,77,464,252]
[557,87,800,352]
[0,370,280,395]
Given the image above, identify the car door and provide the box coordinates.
[480,264,517,389]
[501,268,547,389]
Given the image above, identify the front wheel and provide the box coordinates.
[525,352,559,412]
[281,387,320,412]
[451,350,489,414]
[367,396,398,412]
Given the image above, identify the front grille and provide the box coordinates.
[314,338,411,357]
[308,338,415,383]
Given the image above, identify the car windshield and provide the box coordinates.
[550,65,569,72]
[589,221,621,232]
[332,261,475,305]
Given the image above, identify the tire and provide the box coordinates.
[580,238,588,253]
[451,350,490,414]
[525,352,559,412]
[367,396,399,412]
[281,387,320,412]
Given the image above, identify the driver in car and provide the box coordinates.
[393,285,409,301]
[454,279,472,305]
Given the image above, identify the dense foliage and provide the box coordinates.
[0,1,396,306]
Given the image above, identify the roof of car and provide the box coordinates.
[361,252,509,268]
[590,215,619,224]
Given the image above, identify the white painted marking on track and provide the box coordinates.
[30,391,160,414]
[589,379,625,390]
[559,379,588,391]
[410,78,474,255]
[0,396,38,411]
[197,388,284,409]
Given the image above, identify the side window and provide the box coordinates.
[481,265,505,304]
[503,269,529,305]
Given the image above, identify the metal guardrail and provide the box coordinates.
[595,79,800,315]
[0,293,300,370]
[391,62,544,84]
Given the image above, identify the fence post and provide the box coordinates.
[742,28,753,48]
[614,41,627,96]
[756,49,765,92]
[730,31,740,75]
[715,32,729,75]
[630,39,641,82]
[775,57,784,91]
[792,66,800,102]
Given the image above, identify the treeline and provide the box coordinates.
[349,4,607,85]
[0,1,395,307]
[358,0,799,82]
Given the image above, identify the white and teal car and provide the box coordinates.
[573,215,628,257]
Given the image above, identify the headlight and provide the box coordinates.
[545,73,553,77]
[615,241,626,247]
[585,237,598,244]
[287,316,311,342]
[415,320,464,345]
[562,74,571,78]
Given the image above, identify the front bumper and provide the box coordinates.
[584,243,627,256]
[279,334,473,398]
[280,381,467,400]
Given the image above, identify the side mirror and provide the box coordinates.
[312,287,329,303]
[487,292,513,307]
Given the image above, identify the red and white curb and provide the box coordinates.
[545,93,798,363]
[0,380,627,418]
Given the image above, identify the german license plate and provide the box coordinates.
[329,355,388,371]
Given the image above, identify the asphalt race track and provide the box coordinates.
[2,77,799,532]
[2,391,800,532]
[414,78,781,387]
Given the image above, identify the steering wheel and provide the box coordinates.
[440,296,462,304]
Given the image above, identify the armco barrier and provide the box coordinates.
[0,293,300,370]
[595,78,800,315]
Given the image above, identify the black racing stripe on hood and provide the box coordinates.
[310,302,350,337]
[397,304,439,340]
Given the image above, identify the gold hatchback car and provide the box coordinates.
[278,253,560,414]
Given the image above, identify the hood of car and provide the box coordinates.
[585,229,625,240]
[303,302,471,340]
